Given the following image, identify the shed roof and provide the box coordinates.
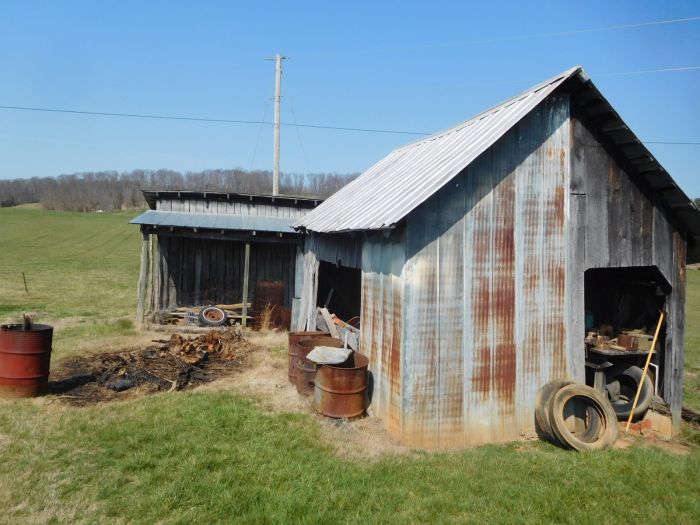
[142,190,322,210]
[130,210,297,233]
[295,66,700,242]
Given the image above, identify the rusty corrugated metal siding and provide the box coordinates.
[401,95,572,448]
[360,230,404,438]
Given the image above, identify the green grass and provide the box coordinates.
[0,207,142,358]
[2,392,699,525]
[684,270,700,410]
[1,207,700,524]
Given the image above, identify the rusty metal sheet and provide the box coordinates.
[359,231,405,440]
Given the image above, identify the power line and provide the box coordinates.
[0,104,427,135]
[2,60,700,144]
[2,103,700,144]
[358,16,700,56]
[595,65,700,77]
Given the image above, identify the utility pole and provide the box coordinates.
[272,53,286,196]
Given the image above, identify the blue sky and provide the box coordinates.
[0,1,698,196]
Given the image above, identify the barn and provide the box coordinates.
[294,65,700,448]
[131,190,320,328]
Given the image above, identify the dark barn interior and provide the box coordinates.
[316,261,362,322]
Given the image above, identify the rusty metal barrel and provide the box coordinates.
[314,352,368,418]
[287,331,328,385]
[0,323,53,398]
[296,337,343,396]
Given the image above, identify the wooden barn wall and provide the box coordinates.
[401,95,572,449]
[570,117,686,426]
[151,235,296,311]
[360,229,405,439]
[305,232,362,269]
[157,197,309,219]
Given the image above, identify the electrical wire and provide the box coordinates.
[249,100,272,170]
[0,104,426,135]
[286,101,312,173]
[1,61,700,143]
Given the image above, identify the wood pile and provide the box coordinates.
[152,303,253,325]
[49,327,254,405]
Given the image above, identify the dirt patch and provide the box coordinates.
[614,434,691,455]
[48,327,255,406]
[202,340,413,461]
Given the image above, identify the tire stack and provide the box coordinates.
[535,381,618,451]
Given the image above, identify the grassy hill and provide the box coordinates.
[0,206,699,524]
[0,207,143,358]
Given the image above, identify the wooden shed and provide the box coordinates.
[294,66,700,448]
[131,190,320,328]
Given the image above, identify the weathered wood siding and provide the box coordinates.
[152,235,296,311]
[156,198,308,219]
[401,95,572,448]
[361,229,405,439]
[570,117,686,426]
[306,232,362,269]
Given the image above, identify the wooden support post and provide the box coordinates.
[241,242,251,328]
[136,232,150,328]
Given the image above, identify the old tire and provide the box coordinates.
[198,306,228,327]
[605,365,654,421]
[549,383,618,451]
[535,379,573,444]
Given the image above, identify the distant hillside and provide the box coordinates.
[0,169,358,212]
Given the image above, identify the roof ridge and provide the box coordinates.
[394,65,582,152]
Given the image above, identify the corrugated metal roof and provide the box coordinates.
[142,190,322,210]
[295,66,580,233]
[130,210,297,233]
[295,65,700,240]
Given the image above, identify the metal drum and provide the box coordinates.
[296,337,343,396]
[287,331,329,385]
[0,323,53,398]
[314,352,368,418]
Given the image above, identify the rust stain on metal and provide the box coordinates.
[296,337,342,396]
[314,352,369,418]
[492,177,516,404]
[0,323,54,398]
[389,273,402,434]
[472,198,491,397]
[287,331,328,385]
[553,185,565,228]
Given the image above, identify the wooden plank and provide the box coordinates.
[319,307,339,338]
[194,242,202,305]
[567,194,586,381]
[576,120,610,268]
[666,231,686,429]
[136,233,150,326]
[242,242,251,328]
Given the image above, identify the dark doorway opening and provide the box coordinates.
[584,266,668,335]
[584,266,670,402]
[317,261,361,322]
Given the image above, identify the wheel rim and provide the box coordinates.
[203,308,224,322]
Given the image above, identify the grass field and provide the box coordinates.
[1,206,700,524]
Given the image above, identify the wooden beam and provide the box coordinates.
[319,307,339,338]
[241,242,251,328]
[136,232,149,328]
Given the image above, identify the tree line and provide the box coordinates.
[0,169,359,211]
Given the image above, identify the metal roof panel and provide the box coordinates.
[130,210,297,233]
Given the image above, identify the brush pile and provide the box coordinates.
[50,326,254,406]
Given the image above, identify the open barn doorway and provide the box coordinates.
[316,261,361,324]
[583,266,670,419]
